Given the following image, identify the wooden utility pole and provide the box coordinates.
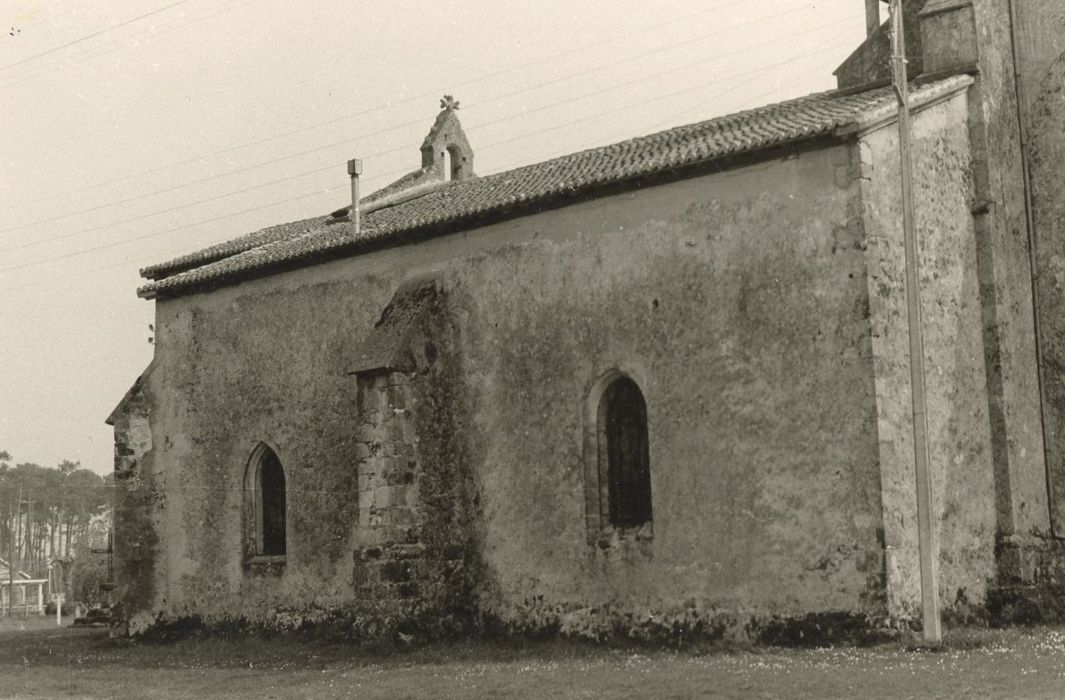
[23,498,32,575]
[888,0,942,645]
[2,499,7,616]
[14,481,22,567]
[8,485,19,617]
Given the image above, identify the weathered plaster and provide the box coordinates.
[114,87,998,639]
[109,1,1065,639]
[965,0,1052,550]
[906,0,1053,578]
[1011,0,1065,536]
[858,91,996,618]
[120,141,903,638]
[110,369,160,631]
[452,151,886,634]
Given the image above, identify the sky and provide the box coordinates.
[0,0,867,475]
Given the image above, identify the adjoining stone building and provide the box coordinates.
[108,1,1065,639]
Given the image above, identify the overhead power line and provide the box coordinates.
[0,35,857,279]
[0,186,344,275]
[0,0,194,73]
[0,0,262,90]
[0,0,850,212]
[475,40,855,159]
[0,10,860,253]
[5,1,74,31]
[645,31,849,132]
[0,161,338,253]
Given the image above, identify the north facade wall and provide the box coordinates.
[452,145,885,633]
[118,103,987,635]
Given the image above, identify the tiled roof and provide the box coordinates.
[141,215,335,280]
[139,75,972,299]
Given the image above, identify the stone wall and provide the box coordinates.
[446,147,887,638]
[109,370,160,627]
[858,90,997,619]
[898,0,1054,581]
[351,359,481,635]
[351,371,442,634]
[114,94,988,639]
[964,0,1053,560]
[1012,0,1065,536]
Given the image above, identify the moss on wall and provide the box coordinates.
[1017,12,1065,533]
[448,162,888,633]
[966,0,1054,551]
[859,90,997,620]
[114,117,986,640]
[344,281,485,637]
[111,375,160,628]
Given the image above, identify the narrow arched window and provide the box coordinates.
[259,448,286,555]
[446,144,463,180]
[246,444,286,559]
[442,148,453,180]
[599,377,652,527]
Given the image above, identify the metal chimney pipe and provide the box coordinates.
[347,158,363,234]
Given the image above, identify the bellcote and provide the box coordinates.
[332,96,478,220]
[420,95,475,182]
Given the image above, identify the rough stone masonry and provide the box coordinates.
[109,0,1065,642]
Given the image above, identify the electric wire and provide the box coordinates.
[0,11,861,254]
[0,35,859,282]
[0,0,853,212]
[644,30,849,132]
[0,0,194,73]
[1,1,832,231]
[5,0,75,33]
[0,4,199,86]
[0,0,220,85]
[473,39,855,162]
[0,0,262,90]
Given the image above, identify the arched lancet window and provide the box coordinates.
[245,443,286,559]
[598,376,652,527]
[446,144,463,180]
[259,448,286,555]
[442,148,453,180]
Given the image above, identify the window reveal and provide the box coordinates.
[259,448,287,556]
[600,376,652,527]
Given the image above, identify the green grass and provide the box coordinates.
[2,616,1065,698]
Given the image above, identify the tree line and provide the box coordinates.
[0,450,112,578]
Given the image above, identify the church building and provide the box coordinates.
[108,1,1065,639]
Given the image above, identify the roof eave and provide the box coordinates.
[836,73,974,138]
[140,132,851,301]
[137,76,976,302]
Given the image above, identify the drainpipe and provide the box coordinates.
[347,158,363,235]
[1005,0,1056,539]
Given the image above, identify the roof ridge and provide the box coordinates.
[141,87,879,282]
[139,76,972,298]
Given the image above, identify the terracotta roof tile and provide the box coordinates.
[139,76,972,299]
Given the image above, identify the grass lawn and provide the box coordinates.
[1,616,1065,699]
